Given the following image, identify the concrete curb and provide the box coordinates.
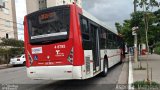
[0,64,12,69]
[128,54,134,90]
[0,64,12,66]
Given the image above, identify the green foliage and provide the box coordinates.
[132,81,160,89]
[0,38,24,47]
[154,42,160,47]
[137,0,159,11]
[154,46,160,54]
[130,11,144,27]
[0,48,7,55]
[115,22,122,34]
[115,9,160,47]
[116,0,160,47]
[154,9,160,26]
[131,11,146,44]
[154,42,160,54]
[0,38,24,64]
[9,48,24,57]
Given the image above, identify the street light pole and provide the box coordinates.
[133,0,138,63]
[132,27,138,63]
[134,32,138,63]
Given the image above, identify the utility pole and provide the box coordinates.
[132,27,138,63]
[133,0,138,63]
[134,29,138,63]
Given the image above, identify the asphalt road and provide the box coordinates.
[0,63,123,90]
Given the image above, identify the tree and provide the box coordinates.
[116,11,146,46]
[115,22,122,34]
[154,9,160,26]
[136,0,159,82]
[115,9,160,46]
[0,38,24,47]
[0,38,24,64]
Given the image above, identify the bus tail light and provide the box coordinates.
[67,48,74,64]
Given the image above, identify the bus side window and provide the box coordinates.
[100,28,106,49]
[105,30,108,49]
[117,37,121,49]
[80,17,89,40]
[80,15,91,50]
[111,33,114,48]
[116,36,120,49]
[107,31,113,49]
[114,35,117,49]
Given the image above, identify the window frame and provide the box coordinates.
[80,15,90,41]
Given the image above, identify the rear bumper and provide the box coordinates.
[10,61,23,65]
[27,65,82,80]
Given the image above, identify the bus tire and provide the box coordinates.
[101,59,108,77]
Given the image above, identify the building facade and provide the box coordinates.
[26,0,82,14]
[0,0,18,40]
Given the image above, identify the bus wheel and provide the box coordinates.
[101,59,108,77]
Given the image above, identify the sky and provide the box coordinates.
[15,0,26,40]
[83,0,133,28]
[15,0,160,40]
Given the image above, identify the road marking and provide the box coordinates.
[128,53,134,90]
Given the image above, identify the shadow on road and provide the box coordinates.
[23,63,123,90]
[12,64,26,67]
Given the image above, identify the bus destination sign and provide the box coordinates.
[39,12,57,24]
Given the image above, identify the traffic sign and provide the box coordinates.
[132,27,138,35]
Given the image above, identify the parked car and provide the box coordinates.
[10,54,26,66]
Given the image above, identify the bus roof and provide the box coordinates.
[25,4,118,35]
[82,9,118,35]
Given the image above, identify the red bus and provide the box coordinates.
[24,4,125,80]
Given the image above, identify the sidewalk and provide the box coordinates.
[0,64,12,69]
[132,54,160,84]
[117,58,129,85]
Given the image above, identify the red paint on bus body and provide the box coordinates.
[24,5,84,68]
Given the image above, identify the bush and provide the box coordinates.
[132,81,160,90]
[154,42,160,55]
[155,42,160,47]
[154,46,160,55]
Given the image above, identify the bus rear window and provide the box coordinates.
[27,6,70,44]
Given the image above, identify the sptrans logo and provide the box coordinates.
[32,47,42,54]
